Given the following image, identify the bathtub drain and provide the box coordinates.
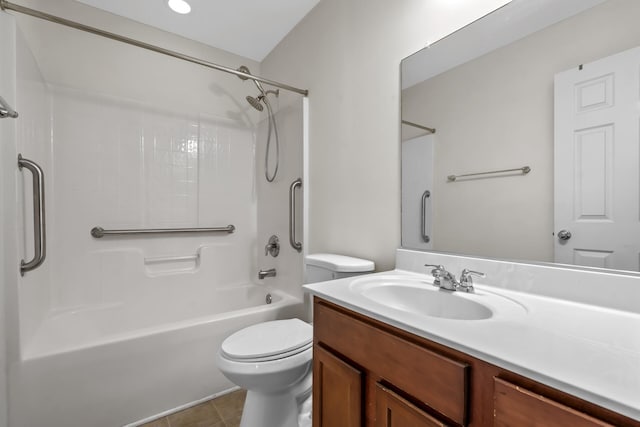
[265,293,272,304]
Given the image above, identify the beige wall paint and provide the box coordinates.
[261,0,509,270]
[402,0,640,262]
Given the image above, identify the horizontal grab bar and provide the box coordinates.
[447,166,531,182]
[91,225,235,238]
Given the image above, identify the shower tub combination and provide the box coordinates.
[13,276,303,427]
[2,3,308,427]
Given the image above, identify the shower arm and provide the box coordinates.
[0,0,308,96]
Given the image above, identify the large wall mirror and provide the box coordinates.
[401,0,640,273]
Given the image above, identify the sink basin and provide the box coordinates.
[349,275,525,321]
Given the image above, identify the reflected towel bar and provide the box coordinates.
[91,225,235,238]
[402,120,435,134]
[447,166,531,182]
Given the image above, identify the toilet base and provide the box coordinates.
[239,367,312,427]
[240,390,303,427]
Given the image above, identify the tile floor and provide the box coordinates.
[140,389,246,427]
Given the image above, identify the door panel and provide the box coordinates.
[554,47,640,270]
[313,345,363,427]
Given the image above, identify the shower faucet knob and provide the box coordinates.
[265,235,280,257]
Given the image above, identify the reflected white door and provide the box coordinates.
[554,46,640,270]
[402,135,434,250]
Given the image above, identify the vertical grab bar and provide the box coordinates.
[18,154,46,275]
[421,190,431,243]
[289,178,302,252]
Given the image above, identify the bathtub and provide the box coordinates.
[11,283,304,427]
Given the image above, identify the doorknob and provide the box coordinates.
[557,230,572,241]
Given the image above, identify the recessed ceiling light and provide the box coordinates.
[168,0,191,14]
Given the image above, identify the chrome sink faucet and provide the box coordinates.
[424,264,485,292]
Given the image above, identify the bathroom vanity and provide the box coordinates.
[303,250,640,427]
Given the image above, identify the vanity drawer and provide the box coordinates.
[314,300,469,425]
[375,383,448,427]
[493,378,615,427]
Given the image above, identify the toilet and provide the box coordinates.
[305,253,375,283]
[217,254,374,427]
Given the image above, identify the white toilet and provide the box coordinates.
[217,254,374,427]
[305,253,375,283]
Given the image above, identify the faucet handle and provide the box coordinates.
[424,264,444,274]
[264,235,280,257]
[424,264,445,286]
[459,269,485,292]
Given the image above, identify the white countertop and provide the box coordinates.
[304,268,640,421]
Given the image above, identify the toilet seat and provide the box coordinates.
[221,319,312,363]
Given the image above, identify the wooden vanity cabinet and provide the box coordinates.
[312,297,640,427]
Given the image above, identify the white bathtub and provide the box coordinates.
[11,284,304,427]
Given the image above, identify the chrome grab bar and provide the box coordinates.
[91,225,235,238]
[18,154,46,276]
[421,190,431,243]
[0,95,18,119]
[447,166,531,182]
[401,120,435,134]
[289,178,302,252]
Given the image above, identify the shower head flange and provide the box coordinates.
[236,65,251,81]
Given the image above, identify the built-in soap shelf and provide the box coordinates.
[144,252,200,275]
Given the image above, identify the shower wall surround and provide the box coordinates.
[49,87,256,306]
[256,89,306,300]
[0,11,16,427]
[9,0,266,351]
[14,28,260,359]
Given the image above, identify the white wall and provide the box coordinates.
[402,0,640,262]
[15,26,52,355]
[0,13,16,427]
[256,91,306,305]
[261,0,510,271]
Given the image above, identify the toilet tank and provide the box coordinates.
[305,253,375,283]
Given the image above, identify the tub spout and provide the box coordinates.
[258,268,276,280]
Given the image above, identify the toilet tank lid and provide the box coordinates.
[305,253,375,273]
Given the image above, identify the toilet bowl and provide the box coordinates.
[217,319,313,427]
[218,253,375,426]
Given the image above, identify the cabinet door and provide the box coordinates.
[313,345,363,427]
[375,384,448,427]
[493,378,614,427]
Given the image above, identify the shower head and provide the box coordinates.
[237,65,266,94]
[246,95,264,111]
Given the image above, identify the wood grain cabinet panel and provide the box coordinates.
[313,344,363,427]
[375,384,449,427]
[314,300,469,425]
[493,378,615,427]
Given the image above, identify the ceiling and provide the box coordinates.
[74,0,321,62]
